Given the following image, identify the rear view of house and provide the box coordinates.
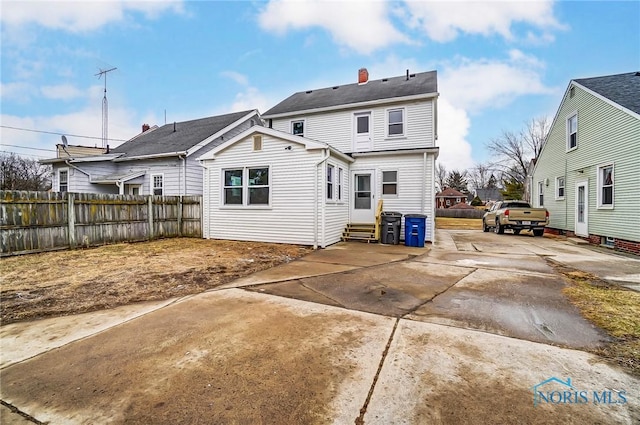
[199,69,439,247]
[532,72,640,254]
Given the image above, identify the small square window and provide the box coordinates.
[292,120,304,137]
[382,170,397,195]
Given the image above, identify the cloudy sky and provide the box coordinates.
[1,0,638,170]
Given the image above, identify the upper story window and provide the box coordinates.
[152,174,163,196]
[292,120,304,137]
[58,169,68,192]
[567,113,577,150]
[327,164,334,200]
[598,164,614,208]
[387,108,405,137]
[382,170,397,196]
[556,176,565,200]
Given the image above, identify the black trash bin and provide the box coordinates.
[381,211,403,245]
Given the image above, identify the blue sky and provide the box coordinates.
[1,0,639,170]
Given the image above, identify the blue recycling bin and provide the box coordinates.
[404,214,427,247]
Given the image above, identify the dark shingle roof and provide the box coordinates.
[262,70,437,117]
[111,110,255,158]
[436,188,467,197]
[574,72,640,115]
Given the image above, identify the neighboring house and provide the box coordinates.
[199,68,439,247]
[532,71,640,255]
[435,187,467,208]
[41,110,260,196]
[475,188,503,205]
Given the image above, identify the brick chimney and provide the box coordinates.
[358,68,369,84]
[142,123,150,132]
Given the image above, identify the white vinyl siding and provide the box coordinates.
[271,99,434,153]
[532,82,640,242]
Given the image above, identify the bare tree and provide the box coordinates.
[435,162,447,192]
[486,116,550,186]
[1,153,51,191]
[468,162,493,191]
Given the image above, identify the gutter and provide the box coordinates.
[64,160,91,177]
[313,148,330,249]
[114,151,187,162]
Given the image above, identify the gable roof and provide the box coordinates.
[436,187,467,197]
[262,70,438,118]
[573,72,640,116]
[110,110,257,159]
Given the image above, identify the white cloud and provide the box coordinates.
[1,0,184,33]
[41,84,85,100]
[229,87,271,114]
[220,71,249,86]
[403,0,563,42]
[440,50,553,112]
[0,82,38,102]
[436,97,474,171]
[258,0,410,54]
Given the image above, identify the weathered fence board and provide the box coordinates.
[435,208,486,219]
[0,191,202,256]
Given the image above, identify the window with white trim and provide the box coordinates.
[538,181,544,207]
[387,108,404,137]
[598,164,614,208]
[556,176,565,199]
[152,174,163,195]
[292,120,304,137]
[223,167,270,206]
[58,169,68,192]
[327,164,334,200]
[567,113,577,150]
[338,168,343,201]
[382,170,397,195]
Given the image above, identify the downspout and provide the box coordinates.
[64,160,90,192]
[179,154,187,196]
[421,152,426,214]
[116,180,124,195]
[313,149,330,249]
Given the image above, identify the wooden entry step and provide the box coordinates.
[341,223,377,243]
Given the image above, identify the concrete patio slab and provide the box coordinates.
[408,268,609,348]
[0,289,394,425]
[365,320,640,424]
[417,249,556,276]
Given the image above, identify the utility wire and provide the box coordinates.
[1,125,128,142]
[0,150,48,159]
[0,144,56,152]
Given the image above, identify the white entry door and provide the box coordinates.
[353,112,372,151]
[351,171,375,223]
[575,181,588,237]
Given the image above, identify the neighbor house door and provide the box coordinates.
[351,171,375,223]
[575,181,588,237]
[353,112,372,151]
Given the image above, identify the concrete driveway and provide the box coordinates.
[2,231,639,424]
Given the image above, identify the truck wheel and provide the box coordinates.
[483,220,490,232]
[513,229,521,235]
[533,229,544,237]
[495,220,504,234]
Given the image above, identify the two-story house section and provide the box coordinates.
[41,110,260,196]
[198,69,439,248]
[532,72,640,255]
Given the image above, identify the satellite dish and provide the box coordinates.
[61,135,68,146]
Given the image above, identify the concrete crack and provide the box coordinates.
[1,400,44,424]
[354,318,399,425]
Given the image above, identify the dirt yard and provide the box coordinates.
[0,238,312,324]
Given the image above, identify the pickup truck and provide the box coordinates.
[482,200,549,236]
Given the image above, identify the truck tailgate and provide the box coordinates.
[508,209,546,221]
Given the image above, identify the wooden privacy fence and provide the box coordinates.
[435,208,485,219]
[0,191,202,256]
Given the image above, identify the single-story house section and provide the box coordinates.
[198,126,354,248]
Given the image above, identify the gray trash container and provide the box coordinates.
[381,211,403,245]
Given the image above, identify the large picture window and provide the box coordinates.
[223,167,270,206]
[598,164,614,208]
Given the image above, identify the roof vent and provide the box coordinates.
[306,90,313,94]
[358,68,369,84]
[382,78,388,82]
[410,73,416,78]
[332,86,339,89]
[636,71,640,76]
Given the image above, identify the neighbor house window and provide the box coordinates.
[538,181,544,207]
[387,108,404,136]
[327,164,334,200]
[152,174,163,196]
[567,113,577,150]
[598,164,614,208]
[224,169,243,205]
[292,120,304,137]
[556,176,565,199]
[338,168,343,201]
[382,170,398,195]
[223,167,270,206]
[446,199,451,207]
[58,169,68,192]
[253,135,262,151]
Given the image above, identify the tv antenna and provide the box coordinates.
[95,67,117,148]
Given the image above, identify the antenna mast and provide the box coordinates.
[95,67,117,148]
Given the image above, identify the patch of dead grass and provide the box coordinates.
[0,238,312,324]
[557,265,640,376]
[435,217,483,230]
